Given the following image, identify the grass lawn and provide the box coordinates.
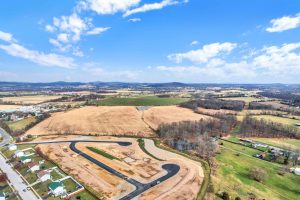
[249,138,300,151]
[91,95,189,106]
[213,141,300,200]
[0,181,17,200]
[50,170,63,181]
[6,116,37,132]
[87,147,120,160]
[61,178,78,193]
[253,115,300,129]
[69,190,99,200]
[137,138,164,161]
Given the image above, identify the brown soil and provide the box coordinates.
[143,106,211,129]
[26,106,154,137]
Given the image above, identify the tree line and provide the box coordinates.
[157,115,237,159]
[181,98,245,111]
[259,91,300,107]
[239,115,300,139]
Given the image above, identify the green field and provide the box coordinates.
[253,115,300,129]
[6,117,37,132]
[87,147,120,160]
[91,96,189,106]
[250,137,300,151]
[213,140,300,200]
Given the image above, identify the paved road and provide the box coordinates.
[0,150,39,200]
[69,142,180,200]
[0,128,39,200]
[0,127,12,147]
[18,139,180,200]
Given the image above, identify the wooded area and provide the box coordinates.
[239,115,300,139]
[181,98,245,111]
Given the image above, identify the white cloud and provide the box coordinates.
[0,43,76,68]
[190,40,198,46]
[86,27,110,35]
[253,43,300,72]
[86,0,141,15]
[129,18,141,22]
[0,30,16,43]
[157,42,300,82]
[123,0,187,17]
[168,42,237,64]
[57,33,69,43]
[266,13,300,32]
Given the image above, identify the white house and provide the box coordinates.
[27,162,40,172]
[37,170,51,182]
[14,150,24,157]
[48,181,66,197]
[8,144,17,151]
[20,156,31,164]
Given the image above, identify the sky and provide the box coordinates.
[0,0,300,83]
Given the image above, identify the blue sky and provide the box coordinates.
[0,0,300,83]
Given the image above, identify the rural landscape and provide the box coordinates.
[0,82,299,200]
[1,0,300,200]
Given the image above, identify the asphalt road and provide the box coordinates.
[0,128,39,200]
[69,141,180,200]
[0,127,12,147]
[18,139,180,200]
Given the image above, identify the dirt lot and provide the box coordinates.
[37,142,134,199]
[0,95,62,105]
[143,106,211,129]
[0,104,21,111]
[141,139,203,200]
[26,106,209,136]
[32,136,203,200]
[197,107,237,115]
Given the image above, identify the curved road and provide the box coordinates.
[20,140,180,200]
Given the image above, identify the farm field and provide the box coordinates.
[0,104,21,111]
[143,106,211,129]
[6,116,37,132]
[26,106,154,137]
[249,138,300,151]
[26,106,209,136]
[253,115,300,128]
[91,96,189,106]
[220,96,265,103]
[0,95,62,105]
[213,140,300,200]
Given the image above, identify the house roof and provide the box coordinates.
[49,181,63,191]
[27,162,39,168]
[20,156,31,161]
[37,170,50,178]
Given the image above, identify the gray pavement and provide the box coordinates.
[0,128,39,200]
[0,153,39,200]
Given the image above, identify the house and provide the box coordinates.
[48,181,66,197]
[14,150,24,157]
[27,162,40,172]
[37,170,51,182]
[20,156,31,164]
[0,192,5,200]
[8,144,17,151]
